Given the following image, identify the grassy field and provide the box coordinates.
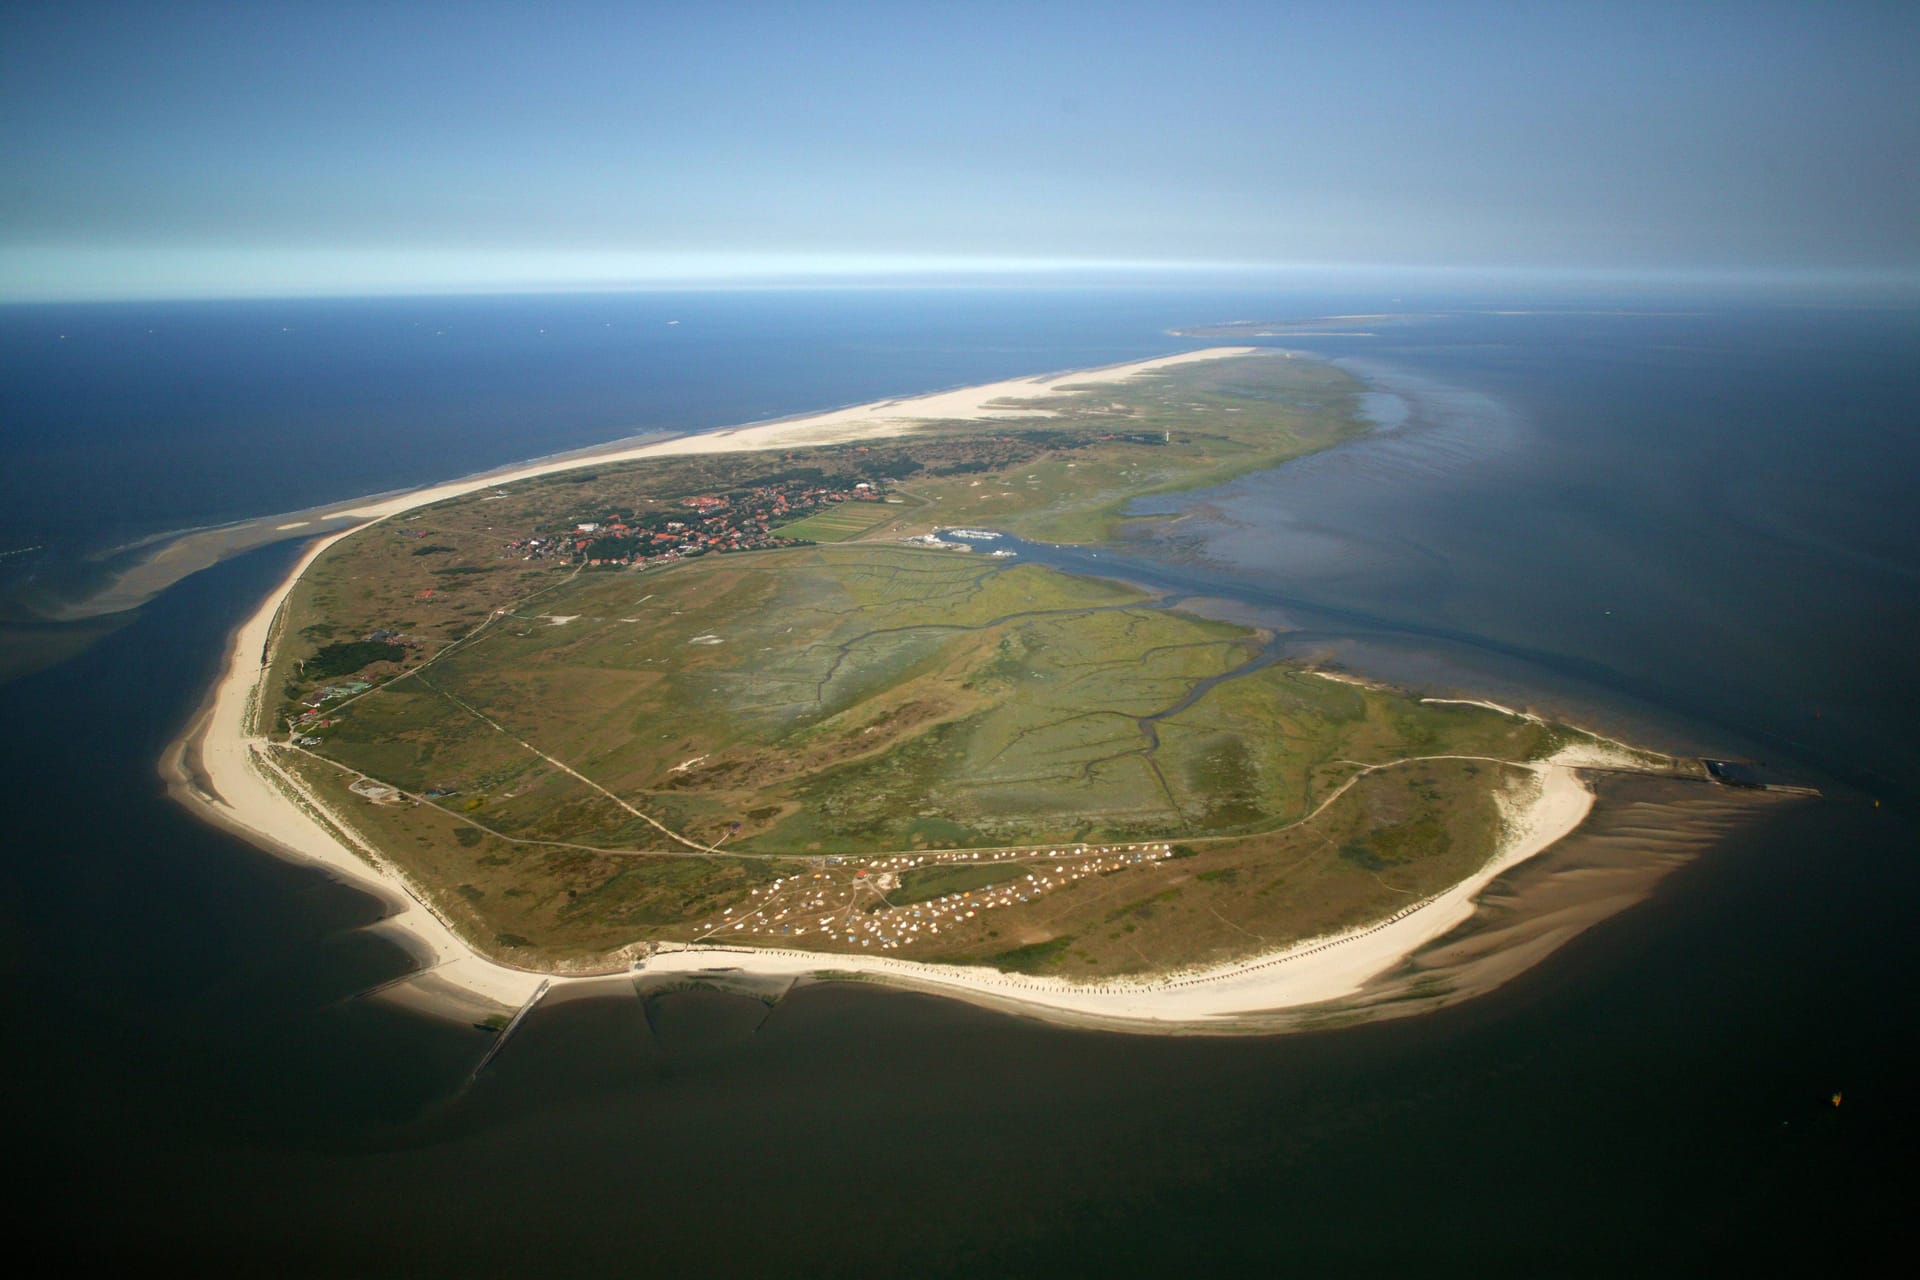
[774,501,905,542]
[889,354,1366,544]
[273,542,1565,963]
[253,351,1638,972]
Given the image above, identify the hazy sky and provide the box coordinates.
[4,0,1917,299]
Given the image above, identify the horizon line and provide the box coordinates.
[4,250,1918,306]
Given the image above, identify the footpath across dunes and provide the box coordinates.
[174,348,1731,1029]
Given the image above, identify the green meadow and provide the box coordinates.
[259,352,1631,971]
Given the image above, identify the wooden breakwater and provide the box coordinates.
[469,978,551,1082]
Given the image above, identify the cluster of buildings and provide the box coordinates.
[290,683,367,740]
[287,630,420,737]
[499,479,888,568]
[697,842,1174,950]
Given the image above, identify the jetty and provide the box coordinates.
[469,978,551,1082]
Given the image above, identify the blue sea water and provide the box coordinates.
[0,287,1914,1271]
[1154,307,1920,798]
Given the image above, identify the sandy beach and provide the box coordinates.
[55,347,1258,623]
[175,345,1620,1029]
[633,752,1596,1029]
[179,528,549,1011]
[306,346,1259,523]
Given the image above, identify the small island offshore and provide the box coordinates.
[171,349,1787,1032]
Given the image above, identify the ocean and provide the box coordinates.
[0,287,1912,1273]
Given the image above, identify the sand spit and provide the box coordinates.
[1320,775,1794,1030]
[176,346,1690,1031]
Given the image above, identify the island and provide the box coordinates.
[173,348,1770,1032]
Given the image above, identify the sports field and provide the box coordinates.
[774,500,902,541]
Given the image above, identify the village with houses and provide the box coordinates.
[502,475,894,568]
[700,842,1179,953]
[279,472,901,738]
